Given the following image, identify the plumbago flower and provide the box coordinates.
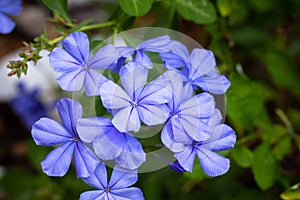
[160,41,230,94]
[77,116,146,169]
[111,35,172,72]
[31,98,99,178]
[50,32,118,96]
[0,0,22,34]
[100,61,172,132]
[80,163,144,200]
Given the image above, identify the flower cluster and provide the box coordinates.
[31,32,236,199]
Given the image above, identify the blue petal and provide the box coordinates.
[82,162,107,189]
[192,75,231,94]
[138,78,172,105]
[108,167,138,189]
[32,118,72,146]
[196,147,230,177]
[112,106,140,133]
[0,0,22,15]
[116,46,135,58]
[137,104,169,126]
[133,50,153,68]
[188,49,216,78]
[137,35,171,53]
[92,128,123,160]
[77,117,113,144]
[88,44,119,69]
[56,98,82,136]
[114,133,146,169]
[201,124,236,151]
[79,191,106,200]
[74,142,100,178]
[120,62,148,100]
[41,142,75,176]
[110,188,144,200]
[100,80,131,109]
[0,13,15,34]
[169,41,189,59]
[160,52,187,70]
[56,69,85,92]
[61,32,89,64]
[50,47,82,72]
[170,160,187,173]
[179,83,194,104]
[84,69,107,96]
[174,145,196,172]
[170,116,194,144]
[161,121,185,152]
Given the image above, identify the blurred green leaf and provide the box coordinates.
[217,0,233,17]
[27,139,52,171]
[252,143,277,190]
[231,145,253,168]
[175,0,217,24]
[41,0,72,24]
[273,136,291,161]
[227,72,270,130]
[118,0,153,16]
[95,96,106,117]
[184,161,208,181]
[281,183,300,200]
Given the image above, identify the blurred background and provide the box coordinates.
[0,0,300,199]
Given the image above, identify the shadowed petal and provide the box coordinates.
[171,116,193,144]
[114,133,146,169]
[80,191,106,200]
[169,41,189,59]
[196,147,230,177]
[160,52,187,70]
[88,44,119,69]
[120,62,148,100]
[100,80,131,109]
[137,104,169,126]
[56,69,85,92]
[56,98,82,135]
[0,13,16,34]
[161,121,185,152]
[77,117,112,143]
[174,145,196,172]
[50,47,82,72]
[116,46,135,58]
[188,49,216,78]
[0,0,22,15]
[112,106,140,132]
[201,124,236,151]
[109,167,138,189]
[192,75,231,94]
[41,142,75,176]
[32,118,72,146]
[61,32,89,63]
[110,188,144,200]
[74,142,100,178]
[137,35,171,53]
[84,69,107,96]
[133,50,153,68]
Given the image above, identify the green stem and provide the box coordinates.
[48,35,65,46]
[77,21,116,32]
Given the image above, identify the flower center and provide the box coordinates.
[132,102,138,107]
[71,136,79,142]
[105,187,110,193]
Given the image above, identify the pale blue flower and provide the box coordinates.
[80,163,144,200]
[160,41,230,94]
[50,32,118,96]
[77,117,146,169]
[31,98,99,177]
[0,0,22,34]
[99,62,172,132]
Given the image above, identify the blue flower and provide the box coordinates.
[111,35,172,73]
[77,117,146,169]
[80,163,144,200]
[99,62,172,132]
[10,82,48,129]
[50,32,118,96]
[173,110,236,176]
[0,0,22,34]
[160,41,230,94]
[170,160,186,173]
[31,98,99,178]
[160,70,216,150]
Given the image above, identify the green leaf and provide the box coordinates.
[175,0,217,24]
[95,96,106,117]
[273,136,291,161]
[184,161,209,181]
[231,145,253,168]
[118,0,153,16]
[281,183,300,200]
[217,0,233,17]
[252,143,277,190]
[41,0,72,24]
